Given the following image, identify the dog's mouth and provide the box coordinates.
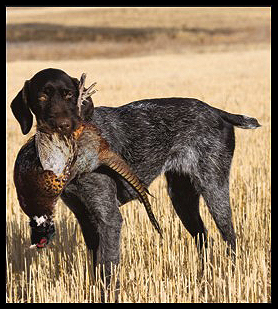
[37,118,80,137]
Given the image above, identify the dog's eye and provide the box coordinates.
[65,91,73,100]
[38,94,48,102]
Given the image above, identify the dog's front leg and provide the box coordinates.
[95,208,122,302]
[64,172,122,302]
[62,188,122,302]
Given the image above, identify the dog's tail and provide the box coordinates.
[217,109,261,129]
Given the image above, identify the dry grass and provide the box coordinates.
[6,47,270,303]
[6,7,270,303]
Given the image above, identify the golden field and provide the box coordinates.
[6,7,270,303]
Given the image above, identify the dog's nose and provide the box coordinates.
[57,118,72,134]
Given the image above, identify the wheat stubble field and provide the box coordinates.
[6,7,270,303]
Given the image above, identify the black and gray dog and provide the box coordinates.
[11,68,260,293]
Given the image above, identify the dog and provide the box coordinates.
[11,68,261,299]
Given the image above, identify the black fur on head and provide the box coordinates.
[10,68,95,136]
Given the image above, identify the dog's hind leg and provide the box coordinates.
[201,180,236,261]
[165,171,208,255]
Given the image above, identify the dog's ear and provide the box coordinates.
[10,80,33,135]
[81,96,94,121]
[70,76,80,92]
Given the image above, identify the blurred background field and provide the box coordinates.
[6,7,271,303]
[7,7,270,61]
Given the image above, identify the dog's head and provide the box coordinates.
[11,68,94,136]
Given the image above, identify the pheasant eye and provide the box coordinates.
[29,220,36,228]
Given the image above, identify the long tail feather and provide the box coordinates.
[104,154,163,237]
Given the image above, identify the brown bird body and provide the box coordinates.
[14,122,162,248]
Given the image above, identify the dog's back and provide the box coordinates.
[92,97,260,187]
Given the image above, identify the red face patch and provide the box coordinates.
[36,237,48,248]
